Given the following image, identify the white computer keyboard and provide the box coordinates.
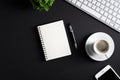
[66,0,120,32]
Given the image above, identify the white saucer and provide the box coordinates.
[85,32,115,61]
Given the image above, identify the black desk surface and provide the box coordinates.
[0,0,120,80]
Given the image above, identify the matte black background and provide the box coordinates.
[0,0,120,80]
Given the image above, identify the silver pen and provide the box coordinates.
[69,25,78,49]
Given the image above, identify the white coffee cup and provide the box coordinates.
[93,40,109,55]
[85,32,115,61]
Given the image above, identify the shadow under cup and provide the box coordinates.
[94,40,109,55]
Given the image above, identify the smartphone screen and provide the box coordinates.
[98,69,120,80]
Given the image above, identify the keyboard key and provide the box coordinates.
[106,3,110,7]
[76,1,82,7]
[114,24,119,29]
[88,3,92,7]
[109,21,114,26]
[96,7,100,12]
[112,12,117,16]
[102,0,106,4]
[72,0,77,3]
[114,2,119,7]
[104,12,108,17]
[117,14,120,18]
[112,17,117,22]
[114,7,118,12]
[81,4,101,18]
[92,0,97,4]
[92,5,97,9]
[96,2,101,7]
[110,5,114,9]
[101,16,107,21]
[108,15,112,19]
[104,7,109,12]
[110,0,115,4]
[100,10,104,14]
[116,19,120,24]
[109,9,113,14]
[100,4,105,9]
[106,19,111,24]
[84,0,88,5]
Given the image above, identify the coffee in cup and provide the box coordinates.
[94,40,109,55]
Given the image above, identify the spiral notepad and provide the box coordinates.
[37,20,71,61]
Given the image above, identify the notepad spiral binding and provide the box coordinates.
[37,27,48,60]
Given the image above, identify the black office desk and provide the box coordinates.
[0,0,120,80]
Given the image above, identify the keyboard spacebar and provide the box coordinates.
[81,4,101,19]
